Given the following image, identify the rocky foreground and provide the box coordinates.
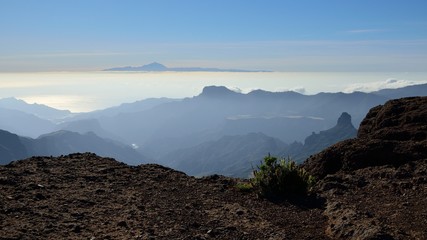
[0,153,326,240]
[1,97,427,239]
[304,97,427,239]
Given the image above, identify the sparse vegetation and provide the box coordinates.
[235,182,253,192]
[252,155,315,198]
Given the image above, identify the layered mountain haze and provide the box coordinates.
[284,112,358,162]
[22,130,147,165]
[0,97,72,121]
[160,112,357,178]
[0,129,28,164]
[0,108,56,138]
[1,97,426,239]
[0,129,146,165]
[159,132,287,178]
[3,1,426,238]
[372,83,427,99]
[0,84,426,178]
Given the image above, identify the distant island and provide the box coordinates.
[103,62,271,72]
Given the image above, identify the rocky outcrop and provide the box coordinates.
[289,112,357,162]
[303,97,427,239]
[304,97,427,178]
[358,97,427,141]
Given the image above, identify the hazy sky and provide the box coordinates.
[1,0,427,72]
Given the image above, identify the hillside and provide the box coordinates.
[0,129,146,165]
[0,107,56,138]
[0,130,28,164]
[1,96,426,239]
[0,153,327,239]
[0,97,71,121]
[159,132,287,178]
[1,84,425,167]
[23,130,146,165]
[285,112,357,162]
[304,96,427,239]
[98,86,386,160]
[158,113,357,178]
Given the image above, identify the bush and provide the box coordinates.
[251,155,315,198]
[235,182,253,192]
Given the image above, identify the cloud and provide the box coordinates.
[289,87,306,94]
[0,52,127,60]
[274,87,306,94]
[343,79,427,93]
[385,78,398,84]
[345,29,388,34]
[228,86,242,93]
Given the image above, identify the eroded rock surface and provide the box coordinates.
[304,97,427,179]
[304,97,427,239]
[0,153,327,239]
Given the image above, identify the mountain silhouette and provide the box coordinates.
[0,107,56,138]
[156,113,357,177]
[283,112,357,162]
[0,129,28,164]
[373,83,427,99]
[22,130,146,165]
[0,128,146,165]
[1,84,426,171]
[104,62,269,72]
[96,86,386,161]
[159,132,287,178]
[0,97,71,121]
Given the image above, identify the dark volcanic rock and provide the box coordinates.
[304,97,427,178]
[303,97,427,239]
[0,153,327,239]
[358,97,427,141]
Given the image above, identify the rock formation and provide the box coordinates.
[304,97,427,178]
[287,112,357,163]
[304,97,427,239]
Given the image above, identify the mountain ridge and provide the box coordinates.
[104,62,271,72]
[1,97,426,239]
[0,128,146,165]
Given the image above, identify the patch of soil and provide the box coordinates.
[0,153,327,239]
[317,159,427,239]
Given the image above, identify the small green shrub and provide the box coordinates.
[235,182,253,192]
[251,155,315,198]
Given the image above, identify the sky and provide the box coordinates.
[0,0,427,72]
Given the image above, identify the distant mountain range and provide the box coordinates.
[0,129,146,165]
[158,112,357,178]
[104,62,271,72]
[280,112,358,163]
[0,97,72,121]
[1,83,426,177]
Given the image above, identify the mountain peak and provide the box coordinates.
[0,97,27,106]
[200,86,240,98]
[336,112,352,128]
[141,62,168,71]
